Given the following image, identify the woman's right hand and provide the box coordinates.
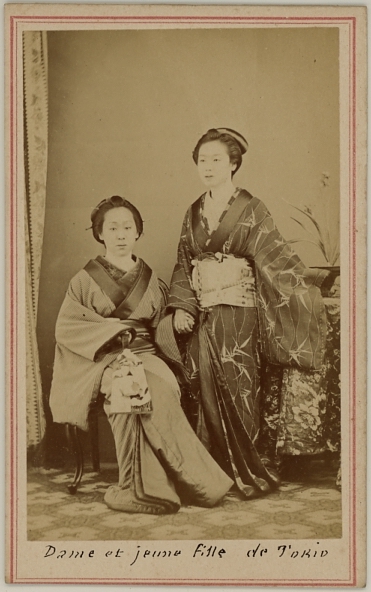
[100,367,113,397]
[173,309,195,334]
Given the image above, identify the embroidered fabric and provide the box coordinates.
[191,253,256,308]
[109,349,153,414]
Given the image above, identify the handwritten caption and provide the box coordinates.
[43,542,329,565]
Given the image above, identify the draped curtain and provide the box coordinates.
[23,31,48,448]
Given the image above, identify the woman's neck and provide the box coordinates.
[209,179,236,202]
[104,252,136,272]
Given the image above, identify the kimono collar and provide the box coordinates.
[84,257,152,320]
[192,188,254,253]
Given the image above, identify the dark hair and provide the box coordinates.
[91,196,144,244]
[192,128,248,175]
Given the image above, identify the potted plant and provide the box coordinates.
[277,173,341,484]
[280,174,341,482]
[284,173,340,297]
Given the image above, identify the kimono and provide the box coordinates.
[167,188,328,499]
[49,255,233,514]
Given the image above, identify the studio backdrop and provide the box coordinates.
[32,28,339,444]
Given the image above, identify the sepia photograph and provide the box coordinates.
[6,3,366,587]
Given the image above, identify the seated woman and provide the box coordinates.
[49,196,233,514]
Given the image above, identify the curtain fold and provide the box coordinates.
[23,31,48,448]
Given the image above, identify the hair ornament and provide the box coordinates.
[216,128,248,154]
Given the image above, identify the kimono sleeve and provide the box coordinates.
[55,271,129,362]
[241,199,328,370]
[145,276,168,330]
[168,209,199,318]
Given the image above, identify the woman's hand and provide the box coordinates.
[100,367,113,396]
[173,309,195,334]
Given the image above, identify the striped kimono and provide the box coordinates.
[167,188,328,499]
[49,256,232,514]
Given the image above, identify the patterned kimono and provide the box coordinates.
[168,188,328,499]
[49,256,232,514]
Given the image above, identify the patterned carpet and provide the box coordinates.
[28,458,341,541]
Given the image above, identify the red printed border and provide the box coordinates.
[8,13,358,586]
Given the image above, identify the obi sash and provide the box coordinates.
[190,189,256,308]
[191,254,256,308]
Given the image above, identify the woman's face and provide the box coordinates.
[99,207,139,258]
[197,140,236,189]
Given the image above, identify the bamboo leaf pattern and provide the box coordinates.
[168,189,328,495]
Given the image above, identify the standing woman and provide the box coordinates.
[167,128,330,499]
